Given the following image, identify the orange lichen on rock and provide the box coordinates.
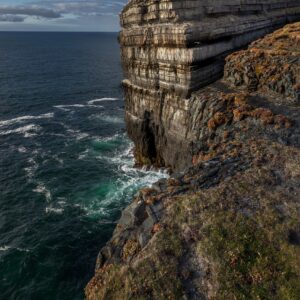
[122,239,140,261]
[225,22,300,101]
[152,223,162,234]
[192,151,217,165]
[234,93,249,106]
[208,112,227,130]
[140,187,157,198]
[145,195,158,205]
[250,108,274,125]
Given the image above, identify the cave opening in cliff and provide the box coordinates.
[142,111,158,165]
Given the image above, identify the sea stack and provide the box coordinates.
[86,1,300,299]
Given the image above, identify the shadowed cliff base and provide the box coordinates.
[85,23,300,300]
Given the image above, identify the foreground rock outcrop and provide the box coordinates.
[121,0,300,171]
[86,23,300,300]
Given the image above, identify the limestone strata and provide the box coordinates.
[121,0,300,170]
[86,23,300,300]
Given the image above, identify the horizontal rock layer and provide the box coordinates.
[86,23,300,300]
[121,0,300,170]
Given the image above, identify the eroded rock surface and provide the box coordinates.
[86,23,300,300]
[121,0,300,170]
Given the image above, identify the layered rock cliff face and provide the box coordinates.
[86,23,300,300]
[121,0,300,171]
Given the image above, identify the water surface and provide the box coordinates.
[0,32,166,300]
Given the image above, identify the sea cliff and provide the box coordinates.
[86,2,300,299]
[120,0,300,171]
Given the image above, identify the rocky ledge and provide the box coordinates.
[86,23,300,300]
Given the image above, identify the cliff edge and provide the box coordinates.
[121,0,300,171]
[86,23,300,300]
[86,1,300,300]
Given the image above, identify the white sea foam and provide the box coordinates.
[51,154,64,165]
[45,207,64,214]
[16,248,30,253]
[87,98,119,105]
[83,141,168,218]
[53,105,72,112]
[0,245,30,253]
[66,128,89,140]
[92,114,124,124]
[78,149,90,160]
[0,113,54,128]
[57,199,67,206]
[33,183,52,202]
[0,124,42,137]
[0,245,11,251]
[54,104,103,111]
[85,169,168,218]
[24,157,39,179]
[18,146,27,153]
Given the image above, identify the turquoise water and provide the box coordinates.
[0,32,167,299]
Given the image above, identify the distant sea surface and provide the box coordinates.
[0,32,166,299]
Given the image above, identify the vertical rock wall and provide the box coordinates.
[120,0,300,171]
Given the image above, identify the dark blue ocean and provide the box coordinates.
[0,32,166,299]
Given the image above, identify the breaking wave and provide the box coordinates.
[78,136,168,218]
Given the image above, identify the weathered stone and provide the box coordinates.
[121,1,300,171]
[86,18,300,300]
[118,199,147,227]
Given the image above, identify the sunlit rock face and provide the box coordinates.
[120,0,300,171]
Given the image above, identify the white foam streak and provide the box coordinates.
[0,246,30,253]
[18,146,27,153]
[87,98,119,105]
[66,128,89,140]
[53,105,71,112]
[78,149,89,160]
[33,183,52,202]
[45,207,64,214]
[24,157,39,179]
[92,114,124,124]
[54,104,103,111]
[17,248,30,253]
[0,246,11,251]
[0,124,42,137]
[0,113,54,127]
